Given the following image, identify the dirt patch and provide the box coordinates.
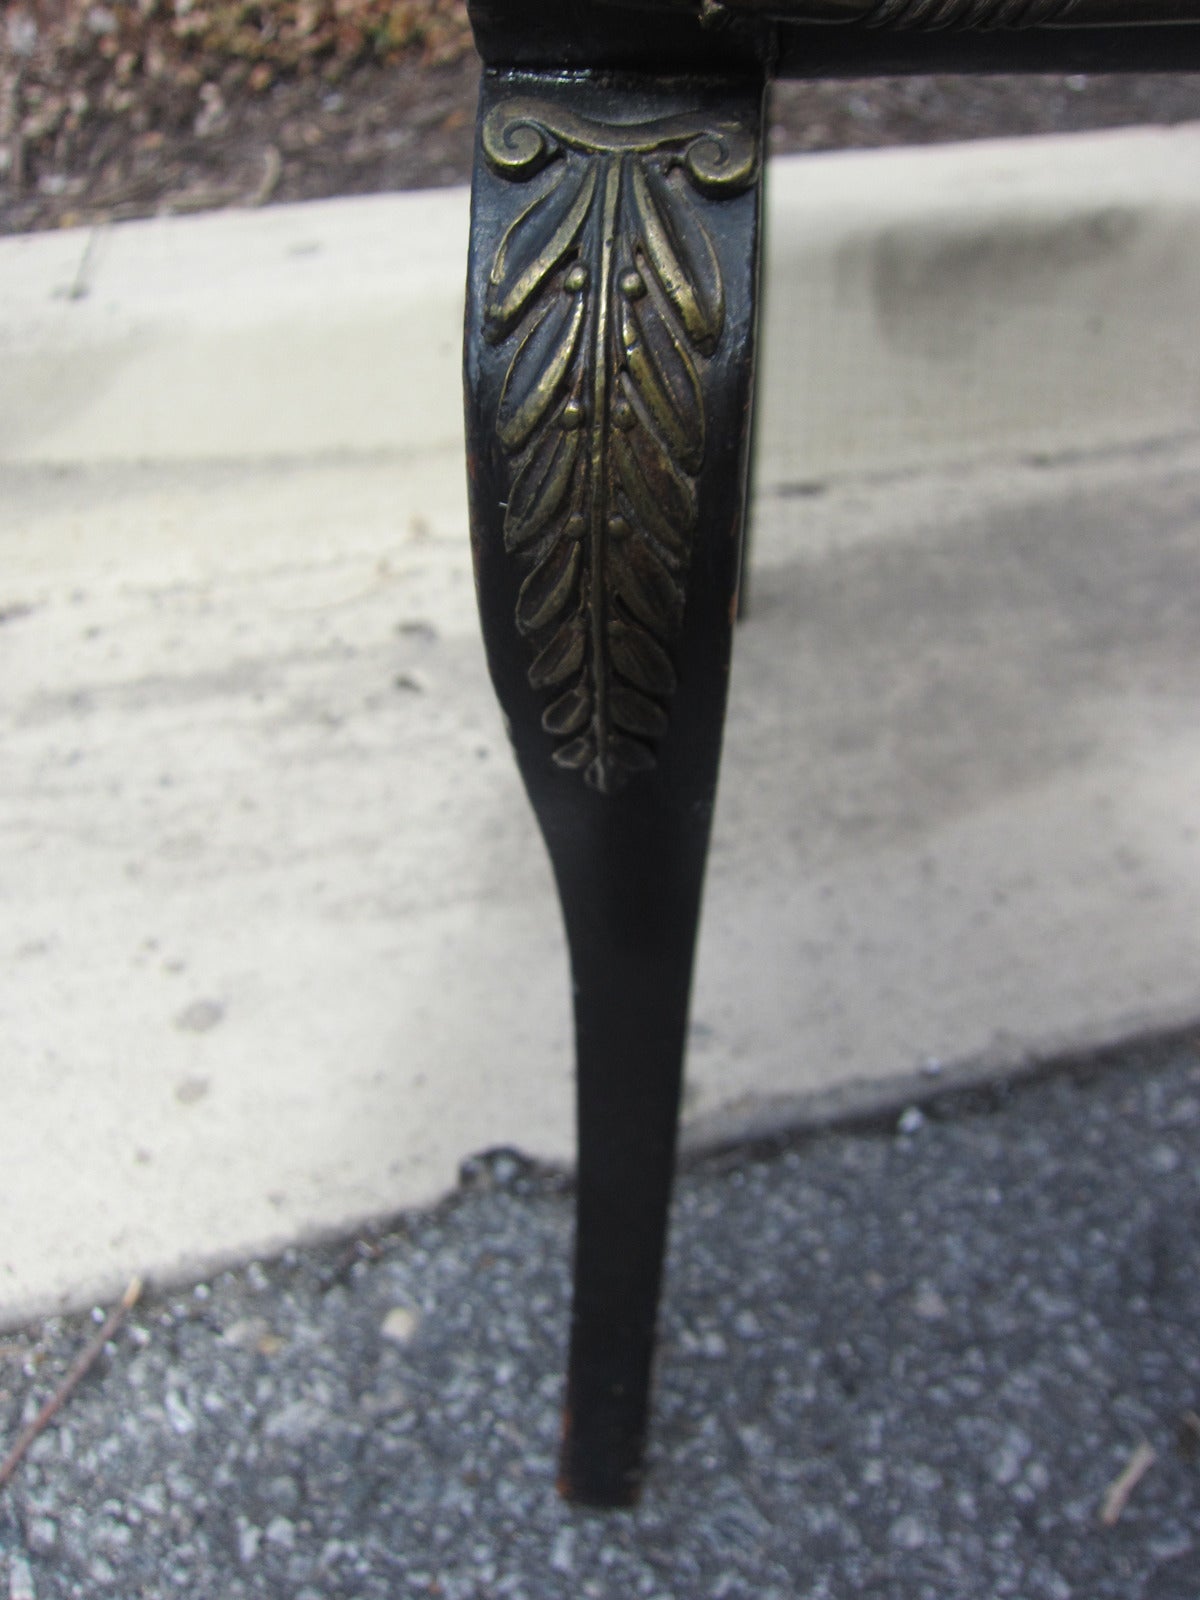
[0,0,478,232]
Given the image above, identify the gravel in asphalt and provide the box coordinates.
[1,1033,1198,1599]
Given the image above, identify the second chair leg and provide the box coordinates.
[463,65,766,1505]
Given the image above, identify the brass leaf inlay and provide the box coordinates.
[482,98,758,795]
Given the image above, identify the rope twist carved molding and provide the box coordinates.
[481,98,757,795]
[861,0,1081,26]
[692,0,1162,24]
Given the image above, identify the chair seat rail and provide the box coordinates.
[657,0,1200,27]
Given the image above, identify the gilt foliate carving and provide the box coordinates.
[480,97,757,795]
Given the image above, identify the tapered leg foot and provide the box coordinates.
[463,66,765,1504]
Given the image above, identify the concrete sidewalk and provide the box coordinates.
[2,124,1200,1328]
[5,121,1200,477]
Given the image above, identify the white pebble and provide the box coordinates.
[237,1520,261,1566]
[164,1391,195,1436]
[381,1307,419,1344]
[550,1527,574,1573]
[265,1516,295,1550]
[26,1518,57,1556]
[8,1554,36,1600]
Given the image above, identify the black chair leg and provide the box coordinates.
[463,66,765,1506]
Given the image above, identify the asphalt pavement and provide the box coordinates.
[1,1031,1197,1600]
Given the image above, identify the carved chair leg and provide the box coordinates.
[464,68,765,1507]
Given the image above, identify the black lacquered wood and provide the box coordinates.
[773,19,1200,73]
[652,0,1200,23]
[464,67,765,1503]
[461,0,1200,1514]
[467,0,774,69]
[470,0,1200,72]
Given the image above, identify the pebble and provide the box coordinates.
[236,1521,261,1565]
[358,1384,409,1418]
[1148,1530,1193,1562]
[550,1528,573,1574]
[25,1519,57,1556]
[912,1284,949,1321]
[164,1391,195,1435]
[381,1306,419,1344]
[889,1514,928,1550]
[265,1474,301,1511]
[263,1397,327,1443]
[6,13,37,54]
[7,1556,35,1600]
[1148,1143,1180,1173]
[137,1483,167,1516]
[265,1515,296,1550]
[1167,1095,1200,1127]
[991,1427,1033,1488]
[107,1513,135,1547]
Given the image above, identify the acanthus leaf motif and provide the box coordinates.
[496,290,586,453]
[485,162,596,343]
[529,616,586,691]
[629,162,724,356]
[542,684,591,738]
[619,290,704,477]
[517,538,582,636]
[504,427,582,553]
[609,683,669,741]
[606,516,685,637]
[482,99,755,794]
